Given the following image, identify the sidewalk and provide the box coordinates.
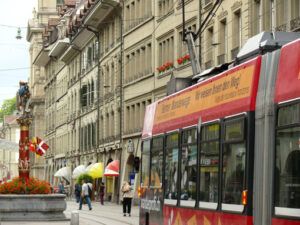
[1,200,139,225]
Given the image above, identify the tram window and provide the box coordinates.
[181,128,197,204]
[164,133,179,201]
[141,140,150,188]
[199,124,220,204]
[151,137,163,188]
[225,120,244,141]
[275,104,300,210]
[222,119,246,205]
[277,103,300,127]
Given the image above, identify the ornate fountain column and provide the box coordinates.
[16,81,31,179]
[17,118,31,179]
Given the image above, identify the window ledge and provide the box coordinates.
[158,70,173,79]
[99,43,121,62]
[157,9,174,23]
[123,72,154,88]
[176,62,191,71]
[123,16,154,37]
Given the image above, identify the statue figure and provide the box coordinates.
[17,81,31,116]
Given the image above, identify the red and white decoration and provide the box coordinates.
[104,160,119,177]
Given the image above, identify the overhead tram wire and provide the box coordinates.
[0,67,30,72]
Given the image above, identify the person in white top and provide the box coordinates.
[78,179,92,210]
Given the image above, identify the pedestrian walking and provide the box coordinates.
[121,181,133,217]
[79,180,92,210]
[99,182,105,205]
[58,179,64,194]
[74,182,81,203]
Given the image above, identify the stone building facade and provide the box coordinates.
[0,115,19,181]
[26,0,59,180]
[28,0,300,203]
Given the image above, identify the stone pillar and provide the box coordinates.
[17,118,32,179]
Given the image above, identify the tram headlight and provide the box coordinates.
[242,190,248,205]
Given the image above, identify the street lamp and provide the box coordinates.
[16,27,22,40]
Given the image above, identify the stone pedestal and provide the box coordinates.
[0,194,69,221]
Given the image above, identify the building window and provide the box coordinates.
[158,35,174,69]
[218,19,227,64]
[125,0,152,32]
[81,85,87,107]
[56,0,63,7]
[205,27,213,69]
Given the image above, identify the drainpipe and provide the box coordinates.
[118,17,123,205]
[199,0,202,69]
[79,51,82,156]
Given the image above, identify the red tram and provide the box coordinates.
[139,32,300,225]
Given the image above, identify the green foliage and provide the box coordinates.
[77,173,93,185]
[0,97,16,123]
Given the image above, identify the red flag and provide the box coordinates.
[35,137,49,156]
[29,141,36,152]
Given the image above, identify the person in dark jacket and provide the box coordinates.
[74,182,81,203]
[58,180,64,194]
[99,182,105,205]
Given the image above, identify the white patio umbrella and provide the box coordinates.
[72,165,86,179]
[54,167,71,182]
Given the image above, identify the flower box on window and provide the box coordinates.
[177,55,191,65]
[156,62,174,74]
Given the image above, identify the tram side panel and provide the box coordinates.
[272,39,300,225]
[253,50,281,225]
[140,57,262,225]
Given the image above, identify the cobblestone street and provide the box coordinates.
[1,200,139,225]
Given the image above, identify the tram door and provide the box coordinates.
[149,136,164,224]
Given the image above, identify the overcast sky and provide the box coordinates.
[0,0,37,106]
